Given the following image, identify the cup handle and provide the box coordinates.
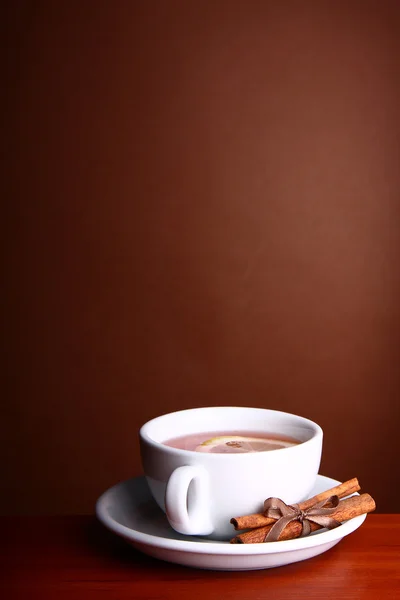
[165,465,214,535]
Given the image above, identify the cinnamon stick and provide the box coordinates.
[230,493,375,543]
[230,477,360,531]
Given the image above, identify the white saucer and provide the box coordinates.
[96,474,366,571]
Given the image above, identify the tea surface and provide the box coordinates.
[163,431,300,453]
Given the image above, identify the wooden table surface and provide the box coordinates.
[2,515,399,599]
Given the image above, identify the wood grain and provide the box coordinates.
[1,516,399,599]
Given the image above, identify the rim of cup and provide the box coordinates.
[139,406,323,459]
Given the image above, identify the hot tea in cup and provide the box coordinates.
[164,431,300,453]
[139,407,322,540]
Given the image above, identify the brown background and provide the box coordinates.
[2,0,400,514]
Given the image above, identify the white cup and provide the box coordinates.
[139,407,323,540]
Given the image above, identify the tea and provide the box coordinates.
[163,431,300,453]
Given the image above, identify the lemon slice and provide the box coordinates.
[195,435,296,454]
